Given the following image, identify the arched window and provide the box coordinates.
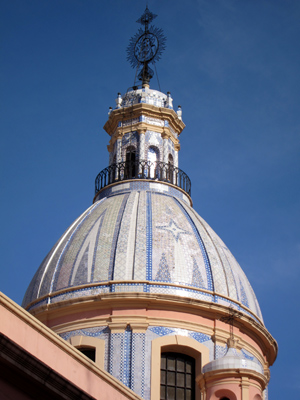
[215,390,236,400]
[148,146,159,178]
[78,347,96,362]
[125,146,136,179]
[68,335,105,369]
[160,352,195,400]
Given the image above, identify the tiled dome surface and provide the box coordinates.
[23,183,263,323]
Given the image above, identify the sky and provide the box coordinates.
[1,0,299,398]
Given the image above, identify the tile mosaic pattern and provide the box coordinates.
[109,331,126,382]
[151,194,209,288]
[59,326,108,341]
[144,116,164,127]
[148,326,175,336]
[239,277,249,308]
[23,187,263,323]
[146,191,153,281]
[61,325,145,398]
[192,256,205,288]
[155,253,171,282]
[241,348,264,373]
[95,180,190,205]
[57,323,262,400]
[189,331,210,343]
[107,194,129,281]
[119,88,168,109]
[149,284,214,301]
[23,201,103,306]
[133,190,147,280]
[215,344,228,360]
[145,130,163,161]
[114,192,139,280]
[204,347,264,375]
[121,131,139,160]
[50,285,110,305]
[110,113,177,166]
[176,199,263,321]
[131,333,146,397]
[112,283,145,293]
[119,118,139,128]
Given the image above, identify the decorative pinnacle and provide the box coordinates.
[136,6,157,27]
[127,6,166,87]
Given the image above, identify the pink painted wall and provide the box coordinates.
[249,384,263,399]
[204,377,263,400]
[44,304,265,366]
[206,382,240,400]
[0,294,141,400]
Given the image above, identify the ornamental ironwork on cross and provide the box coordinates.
[127,6,166,87]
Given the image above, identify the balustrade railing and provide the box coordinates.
[95,160,191,196]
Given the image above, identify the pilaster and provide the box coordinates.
[241,376,250,400]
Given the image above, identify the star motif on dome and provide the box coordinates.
[157,219,191,242]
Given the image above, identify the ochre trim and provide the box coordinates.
[104,104,185,139]
[68,335,105,369]
[52,316,266,370]
[26,281,264,326]
[27,293,277,366]
[108,124,180,149]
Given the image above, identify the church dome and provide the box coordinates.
[20,9,277,399]
[22,180,263,324]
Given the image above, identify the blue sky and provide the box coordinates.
[1,0,299,398]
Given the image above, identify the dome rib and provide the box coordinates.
[22,185,263,323]
[49,201,103,295]
[179,199,231,296]
[172,196,214,291]
[38,203,98,299]
[111,193,130,281]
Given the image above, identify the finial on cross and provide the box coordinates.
[127,7,166,87]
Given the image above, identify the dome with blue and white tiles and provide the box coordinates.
[22,179,263,324]
[21,9,277,396]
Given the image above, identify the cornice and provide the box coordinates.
[26,291,277,366]
[107,123,180,149]
[25,280,264,325]
[51,314,266,368]
[103,104,185,139]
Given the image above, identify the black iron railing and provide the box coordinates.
[95,160,191,196]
